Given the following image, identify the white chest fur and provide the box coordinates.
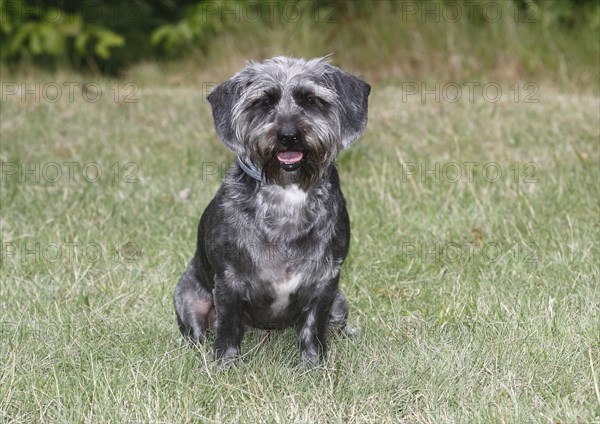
[279,184,307,205]
[259,184,308,215]
[270,273,303,313]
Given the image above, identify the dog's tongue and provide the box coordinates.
[276,151,304,164]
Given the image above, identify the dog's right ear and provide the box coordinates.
[207,78,244,155]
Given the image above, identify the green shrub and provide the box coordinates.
[0,0,598,75]
[0,0,124,70]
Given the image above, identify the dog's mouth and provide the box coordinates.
[276,151,303,164]
[276,151,304,171]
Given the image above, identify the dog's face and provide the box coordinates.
[207,56,370,189]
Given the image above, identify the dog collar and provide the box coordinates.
[236,157,267,183]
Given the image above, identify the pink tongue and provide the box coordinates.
[277,151,304,163]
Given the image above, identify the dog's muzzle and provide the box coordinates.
[276,124,304,171]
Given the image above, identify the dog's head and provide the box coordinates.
[207,56,370,189]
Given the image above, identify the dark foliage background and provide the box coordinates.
[1,0,598,76]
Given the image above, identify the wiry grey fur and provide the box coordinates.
[174,56,370,366]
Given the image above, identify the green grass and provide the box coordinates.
[1,69,599,423]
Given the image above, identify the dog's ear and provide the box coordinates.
[325,66,371,148]
[207,77,244,155]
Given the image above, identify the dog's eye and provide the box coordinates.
[295,91,324,109]
[261,92,278,109]
[297,94,315,108]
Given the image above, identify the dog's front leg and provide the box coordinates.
[298,281,338,365]
[213,278,245,366]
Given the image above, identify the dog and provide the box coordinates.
[174,56,370,366]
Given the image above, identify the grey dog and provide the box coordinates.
[174,56,370,366]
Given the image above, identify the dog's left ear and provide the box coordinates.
[207,77,244,155]
[325,66,371,148]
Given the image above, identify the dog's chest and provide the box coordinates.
[233,183,340,323]
[253,246,318,312]
[269,271,304,313]
[251,254,340,324]
[256,184,310,228]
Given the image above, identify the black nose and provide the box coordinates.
[277,124,301,146]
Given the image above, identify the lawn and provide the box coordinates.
[1,70,598,422]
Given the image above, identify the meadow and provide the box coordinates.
[1,1,599,422]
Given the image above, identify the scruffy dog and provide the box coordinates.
[174,56,370,366]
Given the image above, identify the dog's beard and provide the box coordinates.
[249,133,335,191]
[262,153,324,190]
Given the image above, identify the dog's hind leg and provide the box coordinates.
[174,263,215,344]
[328,290,360,337]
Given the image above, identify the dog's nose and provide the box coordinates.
[277,124,301,145]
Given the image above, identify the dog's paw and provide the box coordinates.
[214,346,240,370]
[214,356,237,371]
[299,356,320,370]
[299,345,325,368]
[342,325,361,338]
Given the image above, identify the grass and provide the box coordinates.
[1,71,598,422]
[1,3,599,420]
